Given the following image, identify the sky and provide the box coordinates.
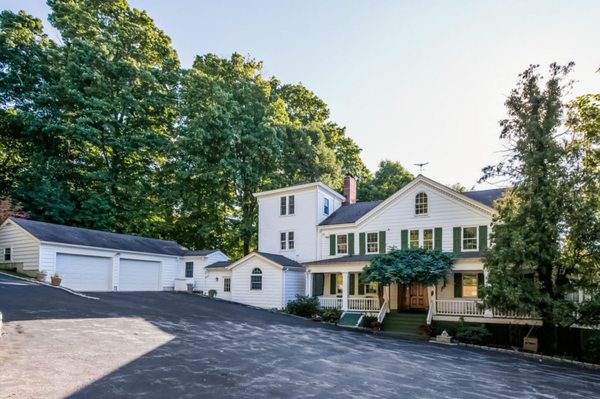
[4,0,600,189]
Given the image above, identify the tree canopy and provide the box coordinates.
[361,248,456,286]
[358,160,413,201]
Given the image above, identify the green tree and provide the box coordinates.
[358,160,413,201]
[447,183,467,192]
[480,63,579,353]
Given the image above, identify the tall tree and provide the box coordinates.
[358,160,413,201]
[480,63,577,353]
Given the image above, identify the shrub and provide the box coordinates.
[583,333,600,364]
[361,316,378,328]
[286,295,320,317]
[319,308,342,323]
[455,324,492,345]
[208,289,217,298]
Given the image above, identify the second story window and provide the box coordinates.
[367,232,379,254]
[423,229,434,250]
[462,227,478,251]
[415,192,428,215]
[324,198,330,215]
[280,195,295,215]
[336,234,348,254]
[280,231,294,250]
[409,230,419,249]
[185,261,194,278]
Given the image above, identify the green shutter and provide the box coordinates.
[312,273,324,296]
[329,273,337,295]
[348,233,355,255]
[359,233,366,255]
[379,231,386,254]
[478,225,488,253]
[454,273,463,298]
[329,234,336,256]
[434,227,443,251]
[349,273,355,295]
[477,273,484,297]
[401,229,408,249]
[453,227,461,254]
[358,273,365,295]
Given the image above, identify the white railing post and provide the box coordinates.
[342,272,349,311]
[306,272,312,297]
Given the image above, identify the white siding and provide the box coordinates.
[318,182,492,260]
[39,243,178,290]
[230,257,284,309]
[181,251,230,292]
[0,220,40,271]
[282,270,305,306]
[205,269,232,300]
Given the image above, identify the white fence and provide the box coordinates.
[435,300,537,319]
[318,296,380,311]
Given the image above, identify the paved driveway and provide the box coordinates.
[0,274,598,399]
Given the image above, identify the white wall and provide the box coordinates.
[230,257,284,309]
[180,251,230,292]
[0,220,40,271]
[282,270,305,305]
[317,181,492,261]
[205,268,232,300]
[39,243,179,290]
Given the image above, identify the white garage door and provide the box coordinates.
[55,254,112,292]
[118,259,161,291]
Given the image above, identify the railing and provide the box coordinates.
[435,300,539,319]
[377,299,389,323]
[436,300,485,316]
[348,297,380,311]
[318,296,342,309]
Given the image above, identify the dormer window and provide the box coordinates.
[415,192,428,215]
[280,195,295,215]
[324,198,330,215]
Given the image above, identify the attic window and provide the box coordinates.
[415,192,428,215]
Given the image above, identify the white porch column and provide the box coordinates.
[429,285,436,315]
[342,272,349,311]
[306,271,313,296]
[483,269,493,317]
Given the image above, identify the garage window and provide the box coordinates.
[185,262,194,278]
[224,277,231,292]
[3,247,11,261]
[251,268,262,290]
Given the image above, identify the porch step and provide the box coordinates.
[382,312,428,340]
[338,312,363,327]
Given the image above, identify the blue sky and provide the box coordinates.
[5,1,600,188]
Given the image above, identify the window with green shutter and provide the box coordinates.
[477,272,484,297]
[349,273,355,295]
[434,227,442,251]
[359,232,366,255]
[329,273,337,295]
[312,273,324,296]
[453,227,461,254]
[358,272,365,295]
[348,233,355,255]
[329,234,336,256]
[379,231,386,254]
[453,273,463,298]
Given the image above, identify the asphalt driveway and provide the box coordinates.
[0,274,599,399]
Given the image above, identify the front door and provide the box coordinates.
[408,283,428,310]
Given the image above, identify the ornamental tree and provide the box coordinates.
[361,248,456,286]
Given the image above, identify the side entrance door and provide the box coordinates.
[408,283,428,310]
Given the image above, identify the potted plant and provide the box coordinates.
[35,271,47,282]
[51,273,62,287]
[208,289,217,298]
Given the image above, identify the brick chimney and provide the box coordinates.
[343,173,356,205]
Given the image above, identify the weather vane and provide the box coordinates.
[414,162,429,173]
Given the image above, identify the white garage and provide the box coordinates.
[118,259,161,291]
[56,253,112,292]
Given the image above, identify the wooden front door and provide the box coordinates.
[408,283,428,310]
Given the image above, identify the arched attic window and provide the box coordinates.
[415,192,428,215]
[251,268,262,290]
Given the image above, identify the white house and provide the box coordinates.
[0,217,228,292]
[244,174,541,328]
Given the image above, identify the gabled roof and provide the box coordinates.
[253,182,345,201]
[183,250,219,257]
[7,217,204,257]
[227,252,304,271]
[462,188,507,208]
[205,261,232,269]
[319,201,382,226]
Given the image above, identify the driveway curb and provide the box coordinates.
[0,271,99,300]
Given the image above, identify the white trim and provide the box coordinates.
[365,232,379,254]
[461,226,479,252]
[38,241,181,259]
[336,233,348,255]
[227,252,288,271]
[1,218,42,244]
[254,182,345,201]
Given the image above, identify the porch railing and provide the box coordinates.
[377,299,389,323]
[349,297,380,311]
[318,296,342,309]
[435,300,538,319]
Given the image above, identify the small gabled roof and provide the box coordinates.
[8,217,191,257]
[183,250,219,257]
[462,188,507,208]
[319,201,382,226]
[253,182,345,201]
[227,252,304,271]
[205,261,232,269]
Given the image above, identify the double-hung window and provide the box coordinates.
[409,230,420,249]
[280,195,295,215]
[280,232,294,250]
[366,232,379,254]
[462,274,478,298]
[185,261,194,278]
[223,277,231,292]
[251,268,262,290]
[324,198,330,215]
[423,229,434,250]
[462,227,478,251]
[336,234,348,254]
[3,248,11,262]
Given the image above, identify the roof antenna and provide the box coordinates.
[414,162,429,173]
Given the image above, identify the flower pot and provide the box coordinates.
[35,272,47,282]
[51,276,62,286]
